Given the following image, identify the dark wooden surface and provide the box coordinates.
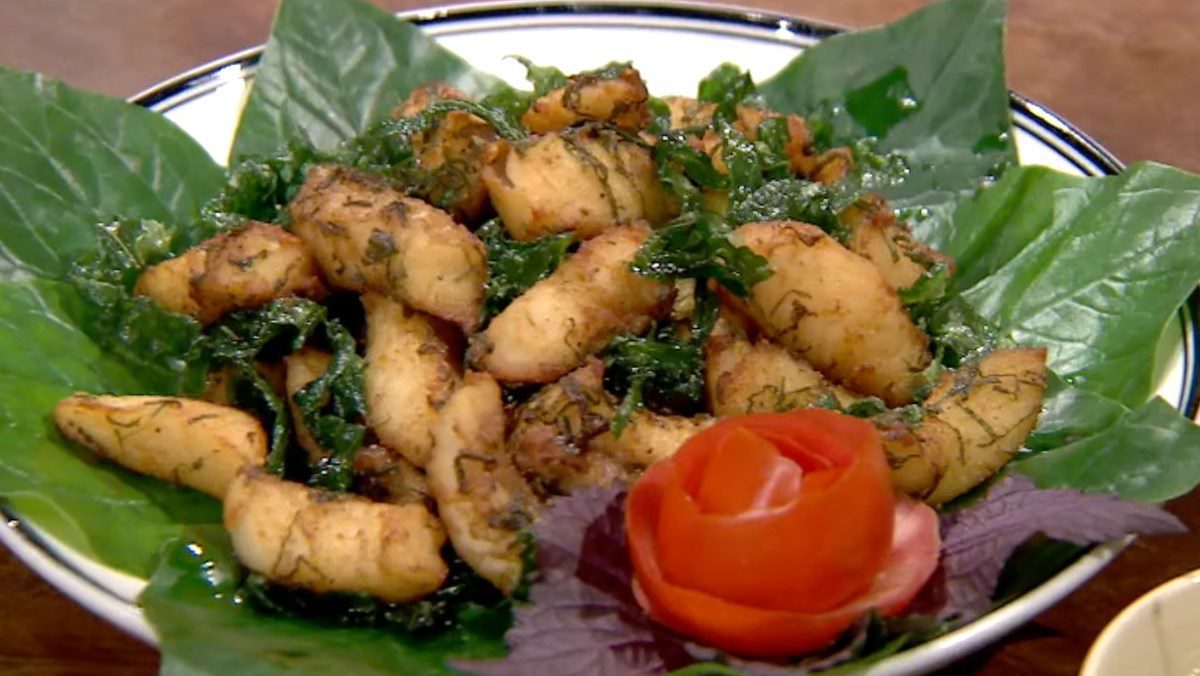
[1,1,1198,674]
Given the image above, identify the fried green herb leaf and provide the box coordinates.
[603,324,710,435]
[244,552,510,636]
[512,56,569,95]
[206,299,328,474]
[631,211,770,297]
[298,321,368,492]
[228,363,294,474]
[726,179,844,236]
[478,220,573,319]
[207,298,326,364]
[66,219,211,394]
[697,63,757,123]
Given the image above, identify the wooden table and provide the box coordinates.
[1,1,1198,673]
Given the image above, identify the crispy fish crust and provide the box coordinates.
[225,469,447,602]
[469,223,673,384]
[134,222,324,324]
[428,372,538,593]
[730,221,931,406]
[288,164,487,331]
[54,394,267,498]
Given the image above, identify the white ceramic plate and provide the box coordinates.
[2,3,1196,674]
[1082,568,1200,676]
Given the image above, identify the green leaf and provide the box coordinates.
[956,163,1200,406]
[142,528,507,676]
[0,68,223,279]
[299,322,368,491]
[231,0,508,160]
[478,220,573,319]
[1024,372,1129,452]
[936,166,1085,290]
[630,212,771,298]
[67,218,209,394]
[758,0,1014,236]
[1015,397,1200,502]
[696,63,756,123]
[0,280,219,575]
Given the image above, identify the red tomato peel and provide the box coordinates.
[626,410,941,658]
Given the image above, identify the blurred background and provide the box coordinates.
[0,1,1198,674]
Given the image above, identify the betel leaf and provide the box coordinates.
[953,162,1200,406]
[1014,397,1200,502]
[0,68,223,279]
[142,528,508,676]
[1023,372,1128,453]
[0,280,219,575]
[934,166,1085,290]
[231,0,508,160]
[758,0,1014,237]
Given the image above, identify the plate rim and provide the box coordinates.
[3,2,1190,674]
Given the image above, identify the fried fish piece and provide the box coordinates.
[54,394,267,498]
[507,357,624,495]
[288,164,487,330]
[469,223,673,384]
[482,126,676,241]
[881,348,1048,505]
[522,64,650,133]
[225,469,447,602]
[134,222,324,324]
[730,221,931,405]
[428,372,538,593]
[362,293,459,468]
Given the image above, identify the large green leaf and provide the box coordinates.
[230,0,508,160]
[0,280,219,575]
[758,0,1014,238]
[1015,397,1200,502]
[953,162,1200,406]
[143,529,506,676]
[0,69,223,279]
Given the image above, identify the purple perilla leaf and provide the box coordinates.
[937,473,1185,619]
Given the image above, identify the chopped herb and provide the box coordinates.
[363,229,398,264]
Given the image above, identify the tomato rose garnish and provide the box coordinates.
[626,409,941,657]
